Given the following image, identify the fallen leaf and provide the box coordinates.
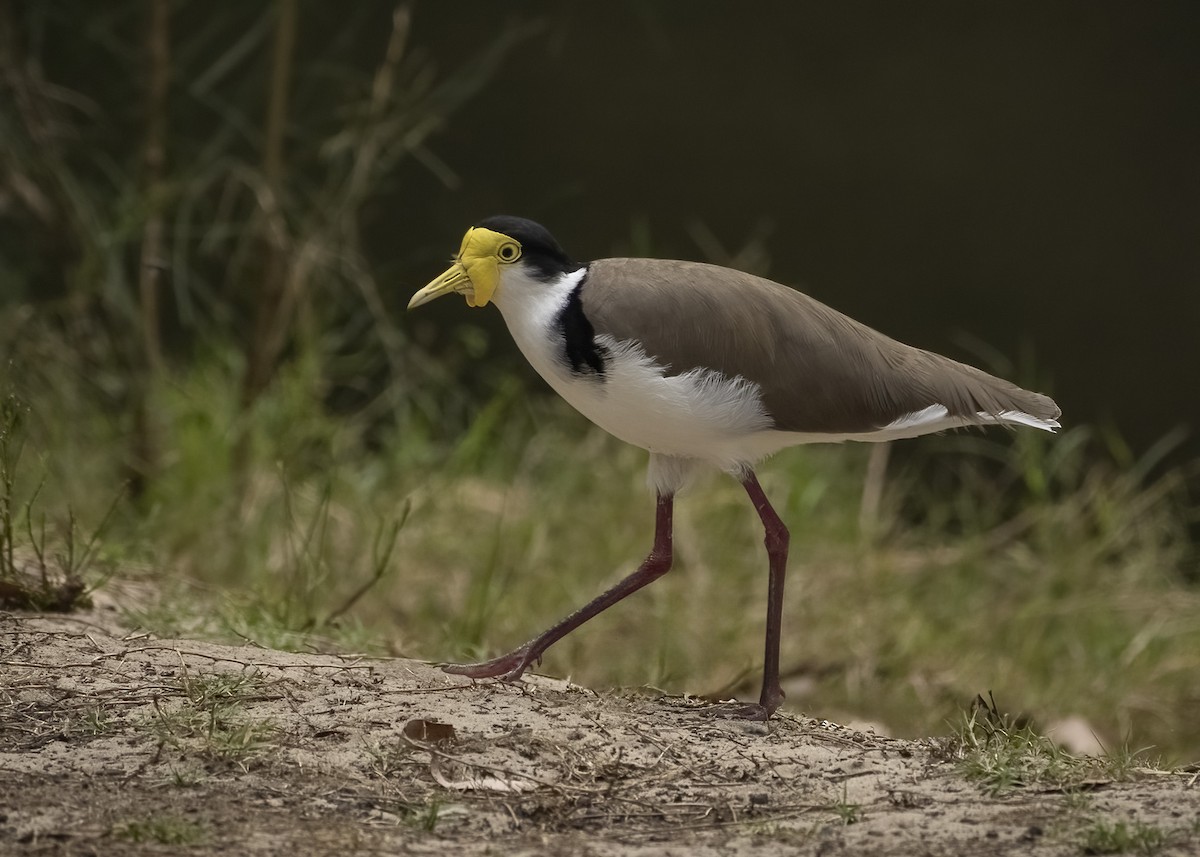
[402,719,457,744]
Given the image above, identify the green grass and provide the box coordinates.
[3,338,1199,763]
[148,671,281,764]
[0,393,107,612]
[947,694,1137,795]
[114,815,207,845]
[827,784,863,825]
[403,799,444,833]
[1080,819,1168,855]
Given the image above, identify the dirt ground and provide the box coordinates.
[1,602,1197,857]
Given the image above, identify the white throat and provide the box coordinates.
[492,266,586,360]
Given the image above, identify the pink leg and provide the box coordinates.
[442,493,674,681]
[714,471,789,720]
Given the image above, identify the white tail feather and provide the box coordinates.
[882,404,1059,437]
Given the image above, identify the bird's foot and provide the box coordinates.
[702,686,784,722]
[441,644,539,682]
[702,701,775,722]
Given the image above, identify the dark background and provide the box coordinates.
[398,1,1199,460]
[2,1,1197,463]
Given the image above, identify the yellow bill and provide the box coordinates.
[407,261,474,310]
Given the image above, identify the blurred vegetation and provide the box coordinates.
[1,1,1197,763]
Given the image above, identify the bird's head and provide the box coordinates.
[408,216,579,310]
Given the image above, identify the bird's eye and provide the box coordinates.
[497,242,521,263]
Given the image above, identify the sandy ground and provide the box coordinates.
[1,604,1197,856]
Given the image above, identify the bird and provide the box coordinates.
[408,215,1060,720]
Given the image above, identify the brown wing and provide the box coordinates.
[580,258,1060,434]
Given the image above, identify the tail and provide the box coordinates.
[988,408,1061,432]
[944,358,1061,431]
[878,351,1061,437]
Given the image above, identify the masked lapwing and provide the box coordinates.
[409,215,1060,720]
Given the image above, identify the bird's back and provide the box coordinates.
[581,258,1060,436]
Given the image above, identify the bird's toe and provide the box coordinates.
[440,647,535,681]
[702,701,775,722]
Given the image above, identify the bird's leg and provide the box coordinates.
[710,470,789,721]
[442,493,675,682]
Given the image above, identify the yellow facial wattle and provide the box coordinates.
[407,227,522,310]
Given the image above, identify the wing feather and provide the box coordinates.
[580,258,1060,435]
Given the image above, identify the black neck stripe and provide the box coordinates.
[554,270,607,377]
